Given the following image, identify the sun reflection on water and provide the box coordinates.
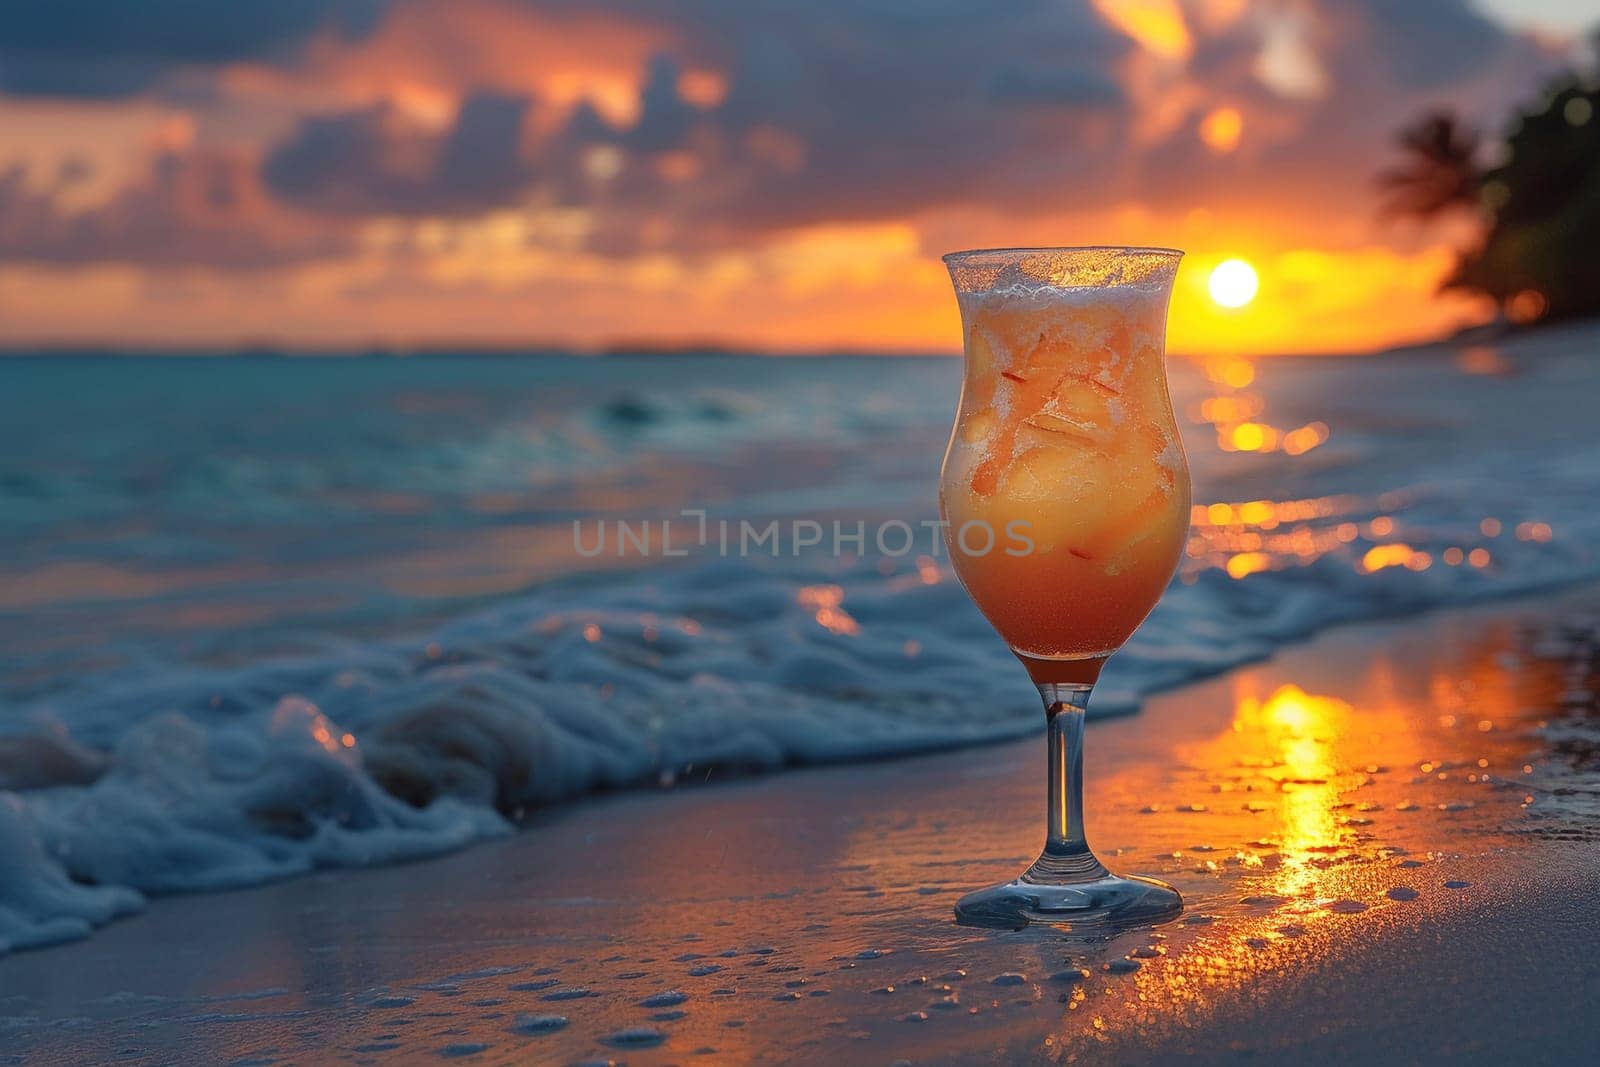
[1182,353,1559,586]
[1192,356,1328,456]
[1158,681,1377,910]
[798,583,863,636]
[1233,684,1357,898]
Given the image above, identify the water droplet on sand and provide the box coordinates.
[856,949,885,959]
[772,992,802,1002]
[939,969,968,981]
[651,1009,688,1022]
[640,991,688,1007]
[1386,887,1420,901]
[1048,968,1091,983]
[1241,895,1287,906]
[900,1011,930,1023]
[872,985,896,995]
[687,965,722,977]
[1325,899,1368,914]
[1183,914,1216,925]
[439,1044,490,1058]
[372,996,414,1008]
[1444,880,1471,889]
[990,973,1028,986]
[541,988,594,1001]
[602,1027,666,1050]
[1130,946,1165,959]
[510,1014,568,1035]
[1104,960,1141,975]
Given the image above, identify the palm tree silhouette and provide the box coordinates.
[1375,112,1482,219]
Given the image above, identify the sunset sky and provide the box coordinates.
[1,1,1595,356]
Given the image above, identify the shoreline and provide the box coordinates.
[7,320,1600,963]
[5,587,1598,1064]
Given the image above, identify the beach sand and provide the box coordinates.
[4,590,1599,1066]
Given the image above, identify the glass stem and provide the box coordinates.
[1028,683,1108,883]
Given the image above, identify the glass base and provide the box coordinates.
[955,871,1182,931]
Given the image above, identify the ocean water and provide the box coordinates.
[3,327,1599,953]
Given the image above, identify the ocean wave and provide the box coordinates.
[4,505,1599,955]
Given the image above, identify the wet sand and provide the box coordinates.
[4,591,1599,1066]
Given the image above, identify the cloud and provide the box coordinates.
[1329,0,1508,90]
[262,92,536,216]
[0,151,351,267]
[0,0,388,97]
[253,1,1132,243]
[0,0,1571,279]
[1067,0,1560,233]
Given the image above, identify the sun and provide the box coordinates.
[1208,259,1259,309]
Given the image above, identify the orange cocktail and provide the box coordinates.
[939,246,1189,929]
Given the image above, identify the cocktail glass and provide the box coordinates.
[940,246,1190,929]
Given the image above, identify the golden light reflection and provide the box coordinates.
[797,583,862,636]
[1182,492,1521,581]
[1229,685,1353,896]
[1191,357,1326,456]
[1081,644,1553,1050]
[1514,521,1553,543]
[1358,542,1429,573]
[1174,356,1549,584]
[1186,493,1362,578]
[270,696,354,759]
